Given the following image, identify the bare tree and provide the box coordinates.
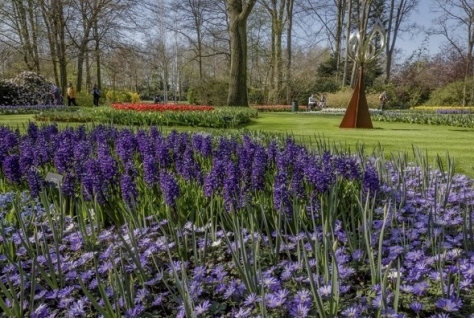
[342,0,352,86]
[37,0,70,92]
[169,0,208,80]
[432,0,474,106]
[302,0,346,83]
[67,0,140,92]
[384,0,419,83]
[259,0,289,104]
[0,0,42,72]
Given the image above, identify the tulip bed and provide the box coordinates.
[1,123,474,317]
[111,103,215,112]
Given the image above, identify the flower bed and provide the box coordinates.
[1,124,474,316]
[112,103,214,112]
[0,105,76,115]
[412,106,474,112]
[252,105,309,112]
[371,112,474,128]
[35,107,258,128]
[436,109,472,114]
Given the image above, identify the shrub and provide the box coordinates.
[248,87,265,105]
[0,71,55,105]
[106,90,132,103]
[187,79,228,106]
[426,79,474,106]
[325,87,380,109]
[75,90,95,107]
[130,92,141,103]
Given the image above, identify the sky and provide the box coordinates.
[396,0,446,58]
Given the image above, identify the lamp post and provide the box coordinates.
[340,19,386,128]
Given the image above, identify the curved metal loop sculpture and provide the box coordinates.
[347,19,386,63]
[340,19,387,129]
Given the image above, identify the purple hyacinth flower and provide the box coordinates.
[58,172,76,197]
[27,167,44,197]
[250,145,267,191]
[160,170,180,207]
[120,174,138,207]
[363,164,380,194]
[53,131,75,174]
[97,143,118,183]
[223,160,240,212]
[2,155,21,184]
[27,122,39,140]
[115,129,137,165]
[273,171,292,215]
[81,158,103,201]
[143,153,159,186]
[19,141,35,175]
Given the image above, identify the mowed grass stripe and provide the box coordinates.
[247,113,474,177]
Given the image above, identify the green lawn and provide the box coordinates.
[246,113,474,176]
[1,112,473,177]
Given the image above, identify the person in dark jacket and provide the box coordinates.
[92,84,101,106]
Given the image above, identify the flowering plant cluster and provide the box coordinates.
[35,107,258,128]
[112,103,215,112]
[0,71,57,106]
[411,106,474,112]
[1,126,474,316]
[371,112,474,128]
[318,108,382,115]
[436,109,472,114]
[0,123,377,225]
[0,105,78,115]
[252,105,309,112]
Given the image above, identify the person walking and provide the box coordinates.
[50,84,62,105]
[92,84,101,106]
[308,94,317,111]
[379,91,388,111]
[319,93,327,108]
[67,82,78,106]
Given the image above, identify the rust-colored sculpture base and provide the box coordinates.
[340,66,373,129]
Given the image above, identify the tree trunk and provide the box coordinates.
[268,27,275,103]
[342,0,352,87]
[94,21,102,90]
[13,0,35,70]
[274,25,283,103]
[334,0,346,84]
[77,48,86,92]
[227,17,248,106]
[85,49,91,91]
[27,0,40,73]
[226,0,257,107]
[285,0,294,104]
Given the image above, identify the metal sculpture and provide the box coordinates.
[340,20,386,128]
